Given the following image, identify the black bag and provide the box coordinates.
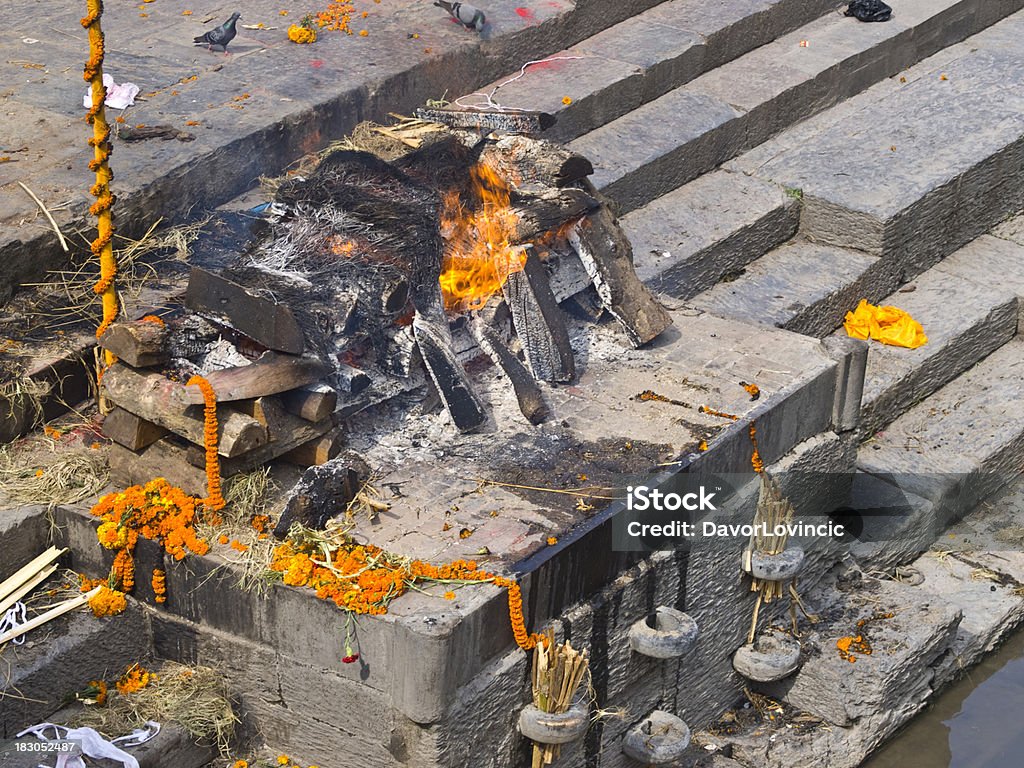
[844,0,893,22]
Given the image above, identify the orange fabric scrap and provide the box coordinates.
[844,299,927,349]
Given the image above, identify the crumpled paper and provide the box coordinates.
[844,299,928,349]
[83,74,140,110]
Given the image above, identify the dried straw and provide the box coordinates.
[0,437,108,507]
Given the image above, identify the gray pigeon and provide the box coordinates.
[193,12,241,53]
[434,1,486,32]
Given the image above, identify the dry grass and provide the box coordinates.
[0,366,51,434]
[0,436,108,506]
[71,662,237,755]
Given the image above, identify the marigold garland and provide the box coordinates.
[152,568,166,603]
[82,0,119,355]
[185,375,226,511]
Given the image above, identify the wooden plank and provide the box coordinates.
[184,410,334,473]
[567,204,673,347]
[468,317,548,425]
[109,439,210,497]
[502,251,576,383]
[281,427,345,467]
[102,406,168,451]
[183,352,330,404]
[185,267,305,354]
[101,364,267,458]
[98,319,169,367]
[414,107,555,135]
[278,384,338,422]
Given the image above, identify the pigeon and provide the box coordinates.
[193,12,241,53]
[434,1,486,32]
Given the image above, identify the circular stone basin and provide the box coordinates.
[750,545,805,581]
[518,702,589,745]
[622,710,691,764]
[733,632,802,682]
[628,606,699,659]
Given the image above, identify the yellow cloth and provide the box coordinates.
[844,299,928,349]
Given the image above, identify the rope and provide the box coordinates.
[453,55,586,112]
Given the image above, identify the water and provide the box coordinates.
[864,625,1024,768]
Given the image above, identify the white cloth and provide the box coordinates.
[17,721,160,768]
[83,73,140,110]
[0,601,28,645]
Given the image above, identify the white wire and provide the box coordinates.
[453,55,586,112]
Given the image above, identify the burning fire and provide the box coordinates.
[439,163,526,313]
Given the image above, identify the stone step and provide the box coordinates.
[572,0,1024,214]
[465,0,837,144]
[857,337,1024,521]
[0,600,150,738]
[841,248,1020,438]
[622,170,800,299]
[730,10,1024,281]
[687,239,904,338]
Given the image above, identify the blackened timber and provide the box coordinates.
[184,412,333,472]
[102,407,168,451]
[411,301,487,434]
[502,252,575,383]
[333,364,371,395]
[185,267,305,354]
[479,136,594,188]
[567,206,673,347]
[101,364,267,457]
[99,319,169,368]
[274,452,372,538]
[468,318,548,425]
[182,352,330,404]
[414,108,555,135]
[510,187,599,243]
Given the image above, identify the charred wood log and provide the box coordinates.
[510,187,599,243]
[102,407,168,451]
[333,364,372,395]
[279,384,338,422]
[567,206,673,347]
[185,267,305,355]
[101,364,267,457]
[99,319,169,368]
[378,326,419,378]
[468,317,548,425]
[182,352,329,404]
[167,314,221,361]
[184,412,334,473]
[109,438,209,498]
[479,136,594,188]
[274,452,372,538]
[502,252,575,383]
[414,107,556,135]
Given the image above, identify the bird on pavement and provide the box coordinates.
[433,1,486,32]
[193,13,241,54]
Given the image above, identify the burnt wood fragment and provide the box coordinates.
[567,206,673,347]
[185,267,305,354]
[101,364,267,457]
[468,317,548,425]
[274,452,372,538]
[510,187,599,243]
[102,407,168,451]
[478,136,594,188]
[414,108,556,135]
[99,319,169,368]
[182,352,329,405]
[502,252,575,383]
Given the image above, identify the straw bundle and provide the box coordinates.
[530,631,589,767]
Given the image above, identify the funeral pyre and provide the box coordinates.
[97,120,672,536]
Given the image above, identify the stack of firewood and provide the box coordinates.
[99,314,344,497]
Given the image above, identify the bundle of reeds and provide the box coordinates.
[530,630,590,767]
[742,474,815,643]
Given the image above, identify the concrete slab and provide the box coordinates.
[623,170,800,298]
[688,240,903,338]
[572,0,1024,214]
[743,12,1024,279]
[935,233,1024,328]
[857,337,1024,519]
[846,260,1019,437]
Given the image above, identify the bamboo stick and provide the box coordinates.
[0,547,65,603]
[0,587,102,645]
[0,565,57,616]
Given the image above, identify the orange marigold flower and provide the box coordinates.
[97,521,127,550]
[218,534,229,545]
[359,29,368,36]
[562,96,572,105]
[546,536,558,546]
[89,586,127,617]
[152,568,167,604]
[84,680,108,706]
[277,757,290,766]
[116,663,155,694]
[443,590,456,600]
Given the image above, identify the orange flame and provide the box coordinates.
[438,164,525,313]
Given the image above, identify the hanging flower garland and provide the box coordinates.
[185,375,226,511]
